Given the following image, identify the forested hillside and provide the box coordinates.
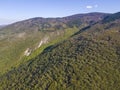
[0,12,120,90]
[0,13,107,74]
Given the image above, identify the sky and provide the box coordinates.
[0,0,120,25]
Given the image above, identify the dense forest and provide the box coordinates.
[0,13,106,74]
[0,12,120,90]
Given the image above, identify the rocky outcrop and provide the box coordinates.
[38,37,49,48]
[24,37,49,57]
[24,48,32,56]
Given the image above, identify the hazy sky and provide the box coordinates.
[0,0,120,24]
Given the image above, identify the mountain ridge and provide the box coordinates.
[0,12,120,89]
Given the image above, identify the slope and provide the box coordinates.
[0,13,107,75]
[0,13,120,90]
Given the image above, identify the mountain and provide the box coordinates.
[0,12,108,74]
[102,12,120,23]
[0,12,120,90]
[0,25,6,29]
[1,12,107,33]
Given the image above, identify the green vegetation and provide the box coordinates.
[0,15,120,89]
[0,12,104,75]
[0,12,120,90]
[20,27,79,65]
[0,27,79,75]
[102,12,120,23]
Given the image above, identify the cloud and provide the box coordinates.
[86,6,93,9]
[86,4,98,9]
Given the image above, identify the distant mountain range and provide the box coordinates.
[0,12,120,90]
[0,25,6,29]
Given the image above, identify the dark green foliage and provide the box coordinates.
[0,12,120,90]
[67,19,82,28]
[102,12,120,23]
[0,12,107,74]
[0,22,120,89]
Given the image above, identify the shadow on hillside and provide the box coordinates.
[71,25,91,37]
